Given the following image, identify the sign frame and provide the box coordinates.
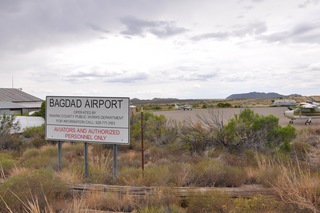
[45,96,130,145]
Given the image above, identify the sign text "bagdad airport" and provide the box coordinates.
[49,98,124,109]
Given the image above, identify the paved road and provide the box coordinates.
[153,107,320,129]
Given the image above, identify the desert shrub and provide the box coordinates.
[118,151,141,168]
[23,124,45,138]
[136,187,182,212]
[21,148,41,161]
[90,144,113,170]
[118,165,171,186]
[22,155,58,170]
[130,112,179,146]
[246,149,259,165]
[62,143,84,164]
[136,204,185,213]
[222,109,296,153]
[272,162,320,213]
[147,145,171,163]
[232,195,287,213]
[0,114,22,150]
[179,121,212,153]
[31,135,47,148]
[20,146,64,170]
[291,141,311,161]
[100,192,138,212]
[41,145,58,158]
[222,166,248,187]
[190,160,225,187]
[142,165,170,186]
[32,100,46,118]
[217,102,232,108]
[0,168,68,212]
[118,166,143,186]
[187,190,231,212]
[220,152,248,167]
[256,155,289,187]
[167,162,193,187]
[180,108,297,154]
[86,165,114,184]
[0,152,17,178]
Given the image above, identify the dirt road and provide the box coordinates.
[153,107,320,128]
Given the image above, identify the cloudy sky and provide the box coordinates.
[1,0,320,100]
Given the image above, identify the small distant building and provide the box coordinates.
[0,88,43,115]
[272,99,296,107]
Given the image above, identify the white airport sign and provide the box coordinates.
[46,96,130,144]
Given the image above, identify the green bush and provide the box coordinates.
[167,162,192,186]
[136,204,185,213]
[0,168,68,212]
[0,152,17,178]
[217,102,232,108]
[142,165,170,186]
[32,101,46,118]
[130,112,178,146]
[223,109,297,153]
[232,195,286,213]
[191,160,225,187]
[23,124,45,138]
[41,146,58,158]
[31,136,47,148]
[187,190,231,212]
[223,166,247,187]
[21,148,41,161]
[118,166,143,186]
[22,155,58,170]
[0,114,22,150]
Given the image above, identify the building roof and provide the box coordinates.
[0,88,43,102]
[0,101,25,109]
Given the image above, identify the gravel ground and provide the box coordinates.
[153,107,320,129]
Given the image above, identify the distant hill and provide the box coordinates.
[226,92,301,99]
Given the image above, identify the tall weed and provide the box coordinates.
[0,168,68,212]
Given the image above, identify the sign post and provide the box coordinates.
[113,144,117,180]
[84,142,89,179]
[58,141,62,172]
[46,96,130,179]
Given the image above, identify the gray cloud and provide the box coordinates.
[0,0,118,54]
[65,70,148,84]
[191,32,231,41]
[191,21,267,41]
[261,22,320,44]
[67,71,120,78]
[298,0,320,8]
[120,16,188,38]
[160,67,218,81]
[104,72,148,83]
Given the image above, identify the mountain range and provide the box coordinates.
[226,92,301,99]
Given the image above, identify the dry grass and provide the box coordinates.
[56,170,83,184]
[257,153,320,212]
[273,163,320,213]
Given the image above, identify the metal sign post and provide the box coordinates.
[58,141,62,172]
[113,144,118,180]
[84,142,89,179]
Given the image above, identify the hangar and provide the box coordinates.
[0,88,43,115]
[272,99,297,107]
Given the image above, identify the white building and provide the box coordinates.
[0,88,43,115]
[272,99,296,107]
